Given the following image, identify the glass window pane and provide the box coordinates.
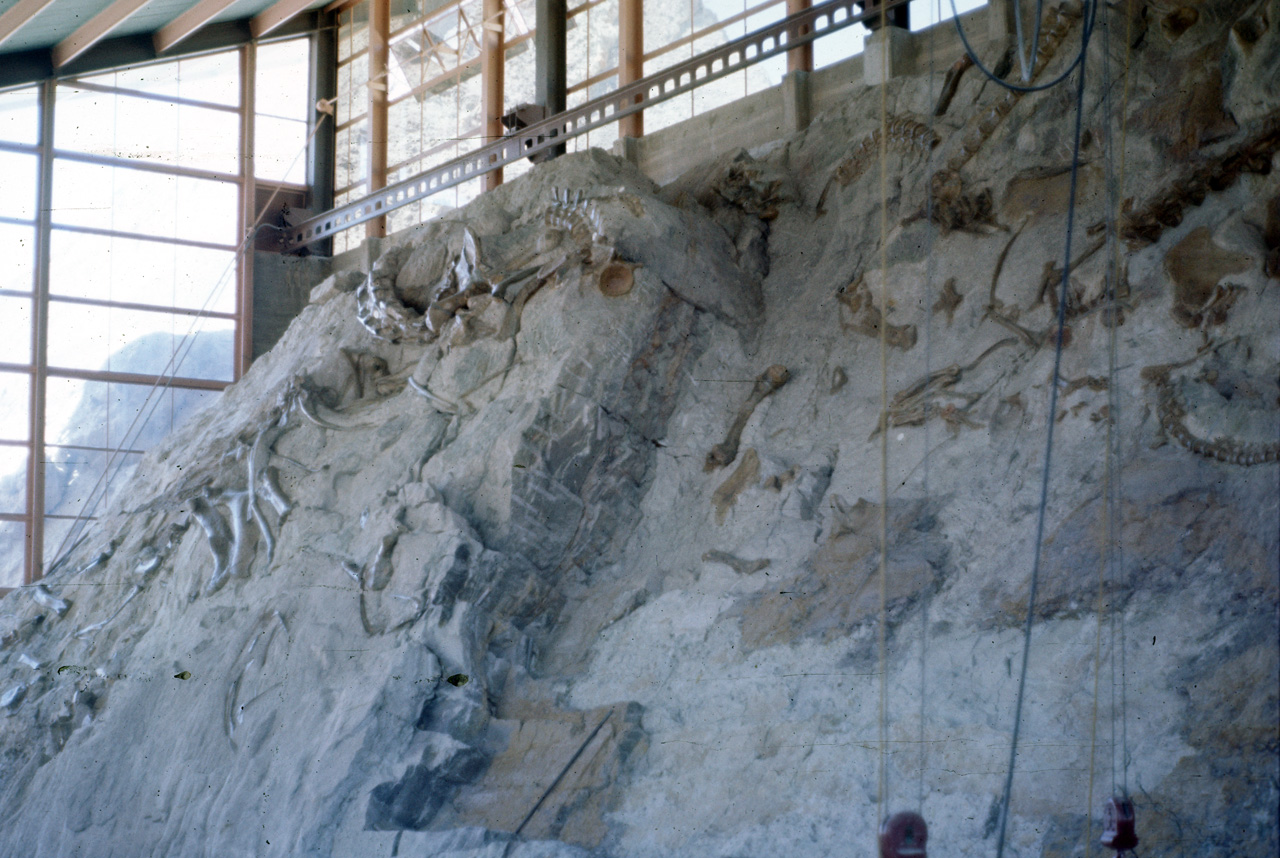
[175,175,239,245]
[256,38,311,120]
[45,446,142,518]
[55,86,121,155]
[0,296,32,365]
[178,51,241,107]
[53,160,239,246]
[113,62,180,98]
[45,379,186,453]
[49,302,173,376]
[46,377,104,448]
[44,516,91,567]
[0,444,27,515]
[0,223,35,293]
[48,303,235,382]
[0,519,25,589]
[57,89,238,175]
[0,86,39,146]
[50,230,237,314]
[255,115,308,184]
[177,315,235,382]
[0,372,29,439]
[176,102,240,175]
[0,150,37,221]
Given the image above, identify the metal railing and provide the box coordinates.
[282,0,912,252]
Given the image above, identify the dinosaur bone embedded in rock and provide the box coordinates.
[706,366,789,470]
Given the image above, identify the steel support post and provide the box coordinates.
[310,12,339,247]
[482,0,505,191]
[27,78,54,582]
[535,0,566,159]
[618,0,642,139]
[367,0,390,235]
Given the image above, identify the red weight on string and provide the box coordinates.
[1100,796,1138,852]
[879,810,928,858]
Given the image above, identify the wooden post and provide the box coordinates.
[618,0,642,139]
[367,0,389,235]
[482,0,505,191]
[785,0,812,74]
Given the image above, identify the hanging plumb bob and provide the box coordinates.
[1101,796,1138,853]
[879,811,927,858]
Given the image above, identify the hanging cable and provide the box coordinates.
[1011,0,1048,83]
[47,108,334,574]
[948,0,1097,94]
[993,16,1092,858]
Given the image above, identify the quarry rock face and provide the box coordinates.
[1,5,1278,856]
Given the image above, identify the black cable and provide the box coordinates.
[994,22,1091,858]
[948,0,1097,94]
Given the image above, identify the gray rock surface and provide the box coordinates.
[1,5,1277,856]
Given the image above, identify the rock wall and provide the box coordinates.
[1,3,1278,856]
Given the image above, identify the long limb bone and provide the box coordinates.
[706,365,790,470]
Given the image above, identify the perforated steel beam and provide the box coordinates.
[282,0,911,252]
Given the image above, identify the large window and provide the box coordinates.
[0,38,315,590]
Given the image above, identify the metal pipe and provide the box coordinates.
[27,77,55,583]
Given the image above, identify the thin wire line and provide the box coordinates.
[1087,1,1120,848]
[917,0,941,816]
[877,0,890,834]
[994,21,1092,858]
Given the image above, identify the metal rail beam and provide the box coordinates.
[282,0,910,252]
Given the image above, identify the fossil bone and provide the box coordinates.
[191,494,234,594]
[816,116,939,213]
[701,549,771,575]
[74,585,143,638]
[1144,362,1280,465]
[706,365,790,470]
[30,584,70,616]
[837,275,918,350]
[1121,118,1280,247]
[225,610,288,746]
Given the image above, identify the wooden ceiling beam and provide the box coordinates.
[52,0,155,68]
[153,0,241,53]
[250,0,316,39]
[0,0,57,50]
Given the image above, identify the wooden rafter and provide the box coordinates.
[250,0,318,39]
[153,0,242,54]
[0,0,56,51]
[51,0,155,68]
